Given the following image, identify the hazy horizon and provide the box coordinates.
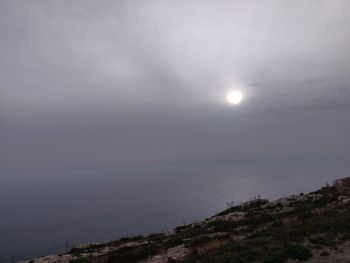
[1,0,350,174]
[1,0,350,261]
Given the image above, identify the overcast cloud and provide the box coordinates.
[1,0,350,172]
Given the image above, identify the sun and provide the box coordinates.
[227,90,243,105]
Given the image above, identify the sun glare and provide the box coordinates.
[227,90,243,105]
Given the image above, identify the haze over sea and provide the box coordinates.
[1,161,348,261]
[1,1,350,262]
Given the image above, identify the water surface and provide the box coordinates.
[0,162,347,261]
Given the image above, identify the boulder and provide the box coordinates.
[335,177,350,192]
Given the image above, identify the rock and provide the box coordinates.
[18,254,74,263]
[338,195,350,204]
[167,245,188,260]
[342,197,350,204]
[273,194,311,208]
[231,235,246,241]
[273,197,291,206]
[334,177,350,192]
[308,193,324,200]
[166,230,176,236]
[223,211,247,221]
[243,199,269,207]
[208,211,247,223]
[118,241,148,248]
[140,245,188,263]
[274,206,296,214]
[204,232,228,239]
[141,254,167,263]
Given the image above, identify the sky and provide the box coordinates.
[1,0,350,173]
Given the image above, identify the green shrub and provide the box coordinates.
[320,251,330,256]
[262,254,285,263]
[105,244,159,263]
[284,244,312,261]
[206,220,238,232]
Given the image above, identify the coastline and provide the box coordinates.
[20,177,350,263]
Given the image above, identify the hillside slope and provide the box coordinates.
[22,177,350,263]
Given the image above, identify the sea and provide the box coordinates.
[0,161,347,261]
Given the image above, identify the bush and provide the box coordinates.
[284,244,312,261]
[69,257,90,263]
[105,244,159,263]
[262,254,285,263]
[320,251,330,256]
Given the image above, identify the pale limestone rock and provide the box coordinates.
[338,195,350,204]
[208,211,247,223]
[223,211,247,221]
[166,245,188,260]
[307,193,323,200]
[141,254,167,263]
[18,254,74,263]
[140,244,188,263]
[334,177,350,192]
[204,232,228,239]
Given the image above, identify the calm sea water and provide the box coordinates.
[0,162,347,261]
